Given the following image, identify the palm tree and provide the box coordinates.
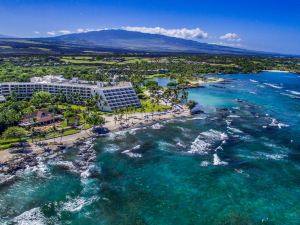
[87,112,105,132]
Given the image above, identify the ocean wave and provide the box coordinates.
[122,145,142,158]
[280,93,300,99]
[200,161,210,167]
[286,90,300,95]
[189,130,228,154]
[62,196,98,213]
[263,83,283,89]
[213,153,228,165]
[258,85,266,88]
[151,123,163,129]
[176,141,186,148]
[225,118,232,124]
[250,79,258,83]
[269,118,289,129]
[186,115,207,121]
[12,207,47,225]
[227,115,240,118]
[259,152,287,161]
[128,127,144,135]
[227,126,243,134]
[0,174,17,187]
[105,144,120,152]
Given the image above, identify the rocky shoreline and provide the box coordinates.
[0,110,192,179]
[0,135,100,190]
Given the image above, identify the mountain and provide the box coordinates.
[0,30,270,55]
[43,29,260,55]
[0,34,16,38]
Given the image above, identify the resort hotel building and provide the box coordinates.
[0,75,141,112]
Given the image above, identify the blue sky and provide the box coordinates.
[0,0,299,54]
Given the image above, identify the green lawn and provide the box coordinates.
[144,73,168,79]
[0,138,21,150]
[134,100,171,113]
[60,56,152,65]
[63,129,80,136]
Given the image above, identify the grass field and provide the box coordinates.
[0,138,21,150]
[61,56,152,65]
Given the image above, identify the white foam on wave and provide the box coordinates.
[200,161,210,167]
[260,153,287,161]
[269,118,289,129]
[250,79,258,83]
[280,93,300,99]
[189,139,211,154]
[227,115,240,118]
[225,119,232,126]
[105,144,120,152]
[227,126,243,134]
[51,161,77,173]
[122,145,142,158]
[12,207,46,225]
[213,153,228,165]
[0,174,16,187]
[62,196,98,212]
[151,123,163,130]
[263,83,283,89]
[286,90,300,95]
[23,159,50,178]
[187,115,207,121]
[128,127,144,135]
[189,130,228,154]
[124,152,142,158]
[176,141,186,148]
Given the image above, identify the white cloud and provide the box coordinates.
[219,33,241,42]
[58,30,71,35]
[123,26,208,39]
[34,31,40,34]
[212,41,242,47]
[76,28,85,33]
[76,28,104,33]
[46,31,56,36]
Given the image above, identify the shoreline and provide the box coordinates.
[0,108,191,174]
[185,77,224,88]
[262,70,290,73]
[0,76,223,174]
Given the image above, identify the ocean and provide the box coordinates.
[1,72,300,225]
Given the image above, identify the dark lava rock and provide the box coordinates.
[190,104,205,115]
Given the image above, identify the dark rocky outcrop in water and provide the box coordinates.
[190,104,205,115]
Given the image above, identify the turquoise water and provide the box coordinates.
[146,77,176,87]
[1,72,300,224]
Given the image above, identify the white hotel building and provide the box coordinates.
[0,75,141,112]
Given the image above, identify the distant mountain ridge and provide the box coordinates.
[42,29,262,55]
[0,34,16,38]
[0,30,274,55]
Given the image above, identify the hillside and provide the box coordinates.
[0,30,268,55]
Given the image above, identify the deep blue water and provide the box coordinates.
[1,72,300,225]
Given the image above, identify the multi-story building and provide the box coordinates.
[0,75,141,112]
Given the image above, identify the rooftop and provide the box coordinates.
[0,75,133,89]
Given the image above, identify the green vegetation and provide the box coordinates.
[0,54,299,150]
[0,138,20,150]
[0,90,107,148]
[139,100,171,112]
[1,55,299,85]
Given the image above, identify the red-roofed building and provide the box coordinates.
[20,110,62,127]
